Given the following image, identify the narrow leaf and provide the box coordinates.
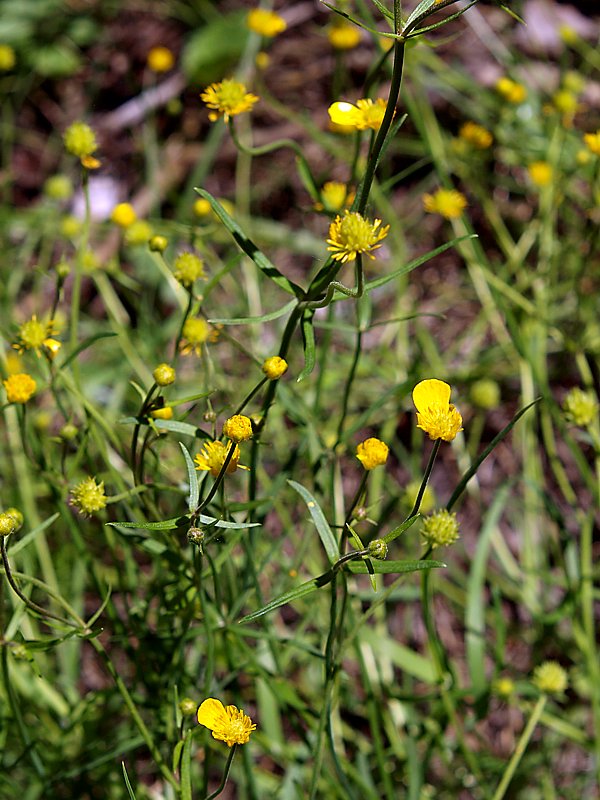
[179,443,199,513]
[107,515,260,531]
[209,298,296,325]
[347,559,445,574]
[59,332,117,369]
[238,577,321,624]
[296,312,316,383]
[122,763,138,800]
[288,479,338,563]
[180,730,193,800]
[383,514,420,544]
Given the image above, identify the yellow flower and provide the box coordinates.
[493,677,515,698]
[194,440,245,477]
[255,51,270,70]
[223,414,253,443]
[458,121,492,150]
[412,379,463,442]
[328,23,361,50]
[197,698,256,747]
[3,373,36,404]
[173,252,205,287]
[583,130,600,156]
[262,356,288,380]
[423,188,467,219]
[149,235,168,253]
[328,98,387,131]
[533,661,568,695]
[527,161,553,188]
[562,387,597,427]
[496,77,527,104]
[316,181,354,213]
[327,211,389,263]
[151,406,173,420]
[0,44,16,71]
[356,438,389,470]
[13,315,60,357]
[247,8,287,37]
[111,202,137,228]
[179,317,213,356]
[63,121,98,160]
[421,509,460,549]
[553,89,578,118]
[193,198,212,217]
[147,46,175,73]
[70,477,107,516]
[201,79,259,123]
[153,363,176,386]
[124,220,153,246]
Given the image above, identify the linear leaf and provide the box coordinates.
[209,298,296,325]
[179,442,199,513]
[347,559,445,574]
[238,577,322,624]
[107,515,260,531]
[288,479,338,563]
[59,332,117,369]
[296,312,316,383]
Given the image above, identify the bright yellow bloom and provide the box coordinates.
[316,181,354,213]
[173,252,205,287]
[583,130,600,156]
[13,315,59,357]
[421,509,460,549]
[533,661,568,695]
[0,44,16,71]
[328,23,361,50]
[147,46,175,73]
[193,198,212,217]
[459,121,492,150]
[111,202,137,228]
[327,211,389,263]
[496,77,527,104]
[149,235,168,253]
[423,188,467,220]
[63,121,98,159]
[179,317,212,356]
[70,477,107,516]
[562,388,597,427]
[3,373,37,404]
[153,363,176,386]
[553,89,578,117]
[194,440,244,477]
[328,98,387,131]
[223,414,253,443]
[412,379,463,442]
[201,79,259,122]
[151,406,173,420]
[493,677,515,698]
[124,220,153,246]
[262,356,288,380]
[197,698,256,747]
[356,438,389,470]
[247,8,287,37]
[527,161,553,188]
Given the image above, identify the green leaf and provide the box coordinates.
[107,515,260,531]
[383,514,420,544]
[122,762,138,800]
[288,480,338,563]
[59,332,117,370]
[209,298,296,325]
[179,443,199,513]
[119,417,210,439]
[180,730,193,800]
[30,42,81,77]
[195,189,303,297]
[447,398,540,511]
[238,576,322,624]
[347,559,445,574]
[296,312,316,383]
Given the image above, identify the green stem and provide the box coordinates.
[196,441,237,515]
[491,696,547,800]
[411,439,441,518]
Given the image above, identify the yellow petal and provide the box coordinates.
[197,698,226,729]
[412,379,451,413]
[328,101,357,126]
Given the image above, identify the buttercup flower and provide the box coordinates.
[356,438,389,470]
[583,130,600,156]
[180,317,213,356]
[327,211,389,263]
[562,387,597,427]
[111,202,137,228]
[223,414,253,443]
[412,379,463,442]
[197,698,256,747]
[149,235,168,253]
[63,121,98,165]
[533,661,568,695]
[153,363,176,386]
[493,677,515,698]
[195,440,245,477]
[423,188,467,219]
[528,161,553,188]
[262,356,288,380]
[151,406,173,420]
[193,198,212,217]
[459,121,492,150]
[13,315,60,357]
[0,44,16,71]
[421,509,460,549]
[247,8,286,37]
[328,98,387,131]
[316,181,354,213]
[147,46,175,73]
[496,77,527,104]
[173,252,205,287]
[70,477,107,516]
[201,79,259,122]
[328,22,361,50]
[3,373,36,404]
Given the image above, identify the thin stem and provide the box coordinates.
[205,745,237,800]
[196,441,237,515]
[491,696,547,800]
[233,377,267,416]
[412,439,441,518]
